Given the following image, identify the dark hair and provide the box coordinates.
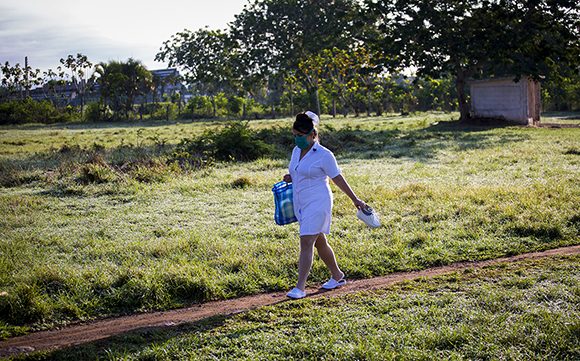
[293,113,314,134]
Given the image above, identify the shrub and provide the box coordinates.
[170,149,213,170]
[151,102,178,121]
[205,121,276,161]
[172,121,279,166]
[231,177,253,189]
[77,163,117,184]
[0,98,72,124]
[0,161,43,187]
[129,160,174,183]
[226,95,244,117]
[83,102,112,122]
[76,155,118,184]
[187,96,214,118]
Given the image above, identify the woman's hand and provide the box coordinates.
[353,198,367,210]
[331,175,366,210]
[283,174,292,183]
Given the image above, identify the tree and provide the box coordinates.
[0,61,41,100]
[297,52,325,116]
[41,67,67,107]
[542,72,580,111]
[413,76,457,112]
[94,59,152,119]
[0,62,24,100]
[60,53,94,115]
[156,28,234,117]
[302,46,383,117]
[368,0,580,121]
[230,0,365,113]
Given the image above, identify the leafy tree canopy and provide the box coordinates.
[94,58,152,118]
[156,28,234,92]
[368,0,580,120]
[230,0,365,76]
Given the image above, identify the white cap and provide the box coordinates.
[305,111,320,126]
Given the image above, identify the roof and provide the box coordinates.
[150,68,180,79]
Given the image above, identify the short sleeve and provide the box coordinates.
[322,151,341,178]
[288,147,298,173]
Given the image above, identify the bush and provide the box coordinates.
[226,95,244,117]
[0,98,72,124]
[231,177,253,189]
[83,102,112,122]
[151,102,178,121]
[76,154,118,184]
[187,96,214,118]
[207,121,276,161]
[173,121,279,165]
[129,160,175,183]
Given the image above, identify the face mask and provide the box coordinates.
[294,129,313,150]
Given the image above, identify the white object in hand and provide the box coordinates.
[357,205,381,228]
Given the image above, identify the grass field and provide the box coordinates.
[0,112,578,340]
[16,255,580,360]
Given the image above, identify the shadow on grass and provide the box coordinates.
[0,116,273,133]
[322,119,529,162]
[0,142,173,191]
[1,118,531,191]
[31,314,231,360]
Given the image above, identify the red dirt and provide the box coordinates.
[1,245,579,358]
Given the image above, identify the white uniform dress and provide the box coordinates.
[289,142,341,236]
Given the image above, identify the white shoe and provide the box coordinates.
[286,287,306,299]
[357,206,381,228]
[322,278,347,290]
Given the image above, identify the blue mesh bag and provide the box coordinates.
[272,181,298,225]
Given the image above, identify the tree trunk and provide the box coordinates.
[332,99,336,118]
[211,95,216,118]
[456,69,470,122]
[367,93,371,116]
[314,88,321,117]
[376,101,383,116]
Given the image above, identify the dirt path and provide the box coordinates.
[1,245,579,358]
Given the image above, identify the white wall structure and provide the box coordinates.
[470,77,541,125]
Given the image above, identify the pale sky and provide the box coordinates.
[0,0,248,73]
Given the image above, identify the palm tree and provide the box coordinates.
[94,59,153,119]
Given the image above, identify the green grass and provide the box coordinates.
[0,112,578,339]
[17,255,580,360]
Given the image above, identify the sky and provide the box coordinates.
[0,0,248,74]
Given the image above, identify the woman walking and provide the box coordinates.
[284,111,367,299]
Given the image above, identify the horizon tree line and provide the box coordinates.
[1,0,578,123]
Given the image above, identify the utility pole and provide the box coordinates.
[24,56,30,98]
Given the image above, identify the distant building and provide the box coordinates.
[11,68,188,106]
[149,68,187,102]
[470,77,541,125]
[29,80,98,107]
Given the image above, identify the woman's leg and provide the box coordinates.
[315,234,344,281]
[296,234,319,291]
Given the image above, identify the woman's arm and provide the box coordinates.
[331,174,366,210]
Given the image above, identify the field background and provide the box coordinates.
[0,112,578,340]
